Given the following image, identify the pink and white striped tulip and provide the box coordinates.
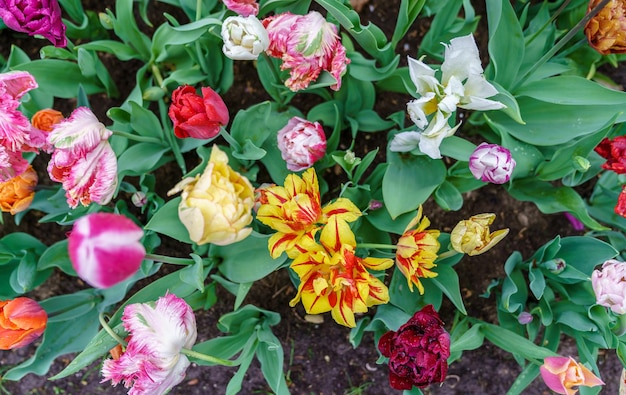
[68,213,145,289]
[223,0,258,17]
[540,356,603,395]
[469,142,516,184]
[277,117,326,171]
[101,293,197,395]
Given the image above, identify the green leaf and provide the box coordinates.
[481,322,558,362]
[382,151,446,218]
[448,323,484,355]
[557,237,617,275]
[144,197,192,243]
[129,101,165,140]
[431,263,466,315]
[179,254,206,292]
[391,0,426,47]
[256,326,289,395]
[213,234,287,283]
[13,60,104,98]
[434,181,463,211]
[117,143,170,178]
[485,0,524,89]
[77,40,140,61]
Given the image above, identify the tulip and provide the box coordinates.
[0,70,38,101]
[616,185,626,217]
[395,206,440,294]
[221,15,268,60]
[0,0,67,47]
[592,259,626,314]
[289,216,393,327]
[101,293,197,395]
[0,165,37,214]
[256,168,361,258]
[32,108,64,132]
[0,145,28,182]
[168,85,229,139]
[262,11,350,91]
[277,117,327,171]
[223,0,259,16]
[469,142,516,184]
[450,213,509,256]
[68,212,146,289]
[595,136,626,174]
[540,356,604,395]
[390,111,461,159]
[585,0,626,55]
[167,145,254,246]
[0,297,47,350]
[378,305,450,390]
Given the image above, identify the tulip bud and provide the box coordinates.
[572,155,591,172]
[167,145,255,246]
[0,297,47,350]
[31,109,64,132]
[98,12,114,30]
[541,258,566,274]
[142,86,166,101]
[469,143,516,184]
[68,213,146,288]
[518,312,533,325]
[131,191,147,207]
[592,259,626,314]
[221,15,269,60]
[450,213,509,256]
[277,117,327,171]
[585,0,626,55]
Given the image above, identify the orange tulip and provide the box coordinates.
[585,0,626,55]
[0,297,48,350]
[32,108,64,132]
[0,165,38,215]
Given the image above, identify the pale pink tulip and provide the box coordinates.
[277,117,326,171]
[68,213,145,289]
[540,356,604,395]
[262,11,350,91]
[101,293,197,395]
[592,259,626,314]
[223,0,258,17]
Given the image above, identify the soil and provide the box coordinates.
[1,1,625,395]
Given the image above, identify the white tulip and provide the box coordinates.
[221,15,269,60]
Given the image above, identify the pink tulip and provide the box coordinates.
[469,142,516,184]
[68,213,145,289]
[223,0,258,17]
[101,293,197,395]
[540,356,604,395]
[0,70,38,101]
[592,259,626,314]
[262,11,350,91]
[0,0,67,47]
[277,117,326,171]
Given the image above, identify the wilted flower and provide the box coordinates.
[0,165,37,214]
[256,168,361,258]
[585,0,626,55]
[68,213,146,289]
[168,85,229,139]
[378,305,450,390]
[389,34,504,159]
[277,117,327,171]
[101,293,197,395]
[395,206,440,294]
[221,15,268,60]
[0,0,67,47]
[289,216,393,327]
[0,297,47,350]
[595,136,626,174]
[469,142,516,184]
[263,11,350,91]
[540,356,604,395]
[167,145,254,246]
[32,108,64,132]
[591,259,626,314]
[450,213,509,256]
[47,107,118,208]
[223,0,258,16]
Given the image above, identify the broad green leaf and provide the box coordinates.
[434,180,463,211]
[382,151,446,218]
[13,60,104,98]
[213,235,287,283]
[481,322,558,361]
[152,18,222,62]
[144,197,192,243]
[129,101,165,140]
[557,237,617,275]
[257,326,289,395]
[448,323,484,355]
[348,52,401,82]
[430,263,466,315]
[391,0,426,47]
[116,143,170,177]
[77,40,140,61]
[439,136,476,161]
[485,0,524,89]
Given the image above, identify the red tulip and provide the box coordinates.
[168,85,229,139]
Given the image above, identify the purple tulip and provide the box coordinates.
[0,0,67,47]
[469,142,516,184]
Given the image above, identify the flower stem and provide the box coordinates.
[181,348,236,366]
[358,243,398,250]
[99,313,127,346]
[145,253,212,266]
[437,250,461,261]
[151,63,165,88]
[112,130,164,145]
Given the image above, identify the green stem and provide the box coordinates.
[99,313,127,346]
[151,63,165,88]
[181,348,236,366]
[261,52,283,89]
[112,130,164,145]
[437,249,460,261]
[145,253,212,266]
[511,0,611,92]
[358,243,398,250]
[525,0,572,47]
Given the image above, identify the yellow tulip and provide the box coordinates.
[168,145,254,246]
[450,213,509,256]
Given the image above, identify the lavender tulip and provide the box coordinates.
[0,0,67,47]
[469,142,516,184]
